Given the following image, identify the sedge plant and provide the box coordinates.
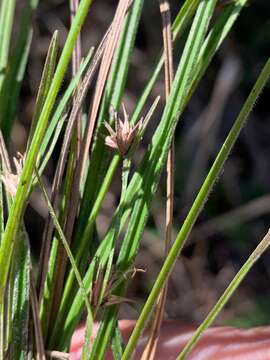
[0,0,269,359]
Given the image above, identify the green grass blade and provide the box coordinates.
[8,232,30,360]
[39,233,58,339]
[89,308,118,360]
[177,229,270,359]
[81,312,94,360]
[0,0,39,141]
[0,0,93,307]
[172,0,200,36]
[111,326,124,360]
[189,0,249,98]
[0,0,16,92]
[27,31,59,150]
[37,46,94,175]
[123,57,270,360]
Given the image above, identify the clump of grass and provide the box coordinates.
[0,0,269,359]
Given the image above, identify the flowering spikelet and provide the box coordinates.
[104,104,143,156]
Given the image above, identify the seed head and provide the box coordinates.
[104,104,143,156]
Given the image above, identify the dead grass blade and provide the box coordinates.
[142,1,174,359]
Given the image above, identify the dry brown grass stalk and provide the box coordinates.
[142,1,174,358]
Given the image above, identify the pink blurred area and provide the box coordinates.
[69,320,270,359]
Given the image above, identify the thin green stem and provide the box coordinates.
[122,57,270,360]
[121,157,131,203]
[177,229,270,359]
